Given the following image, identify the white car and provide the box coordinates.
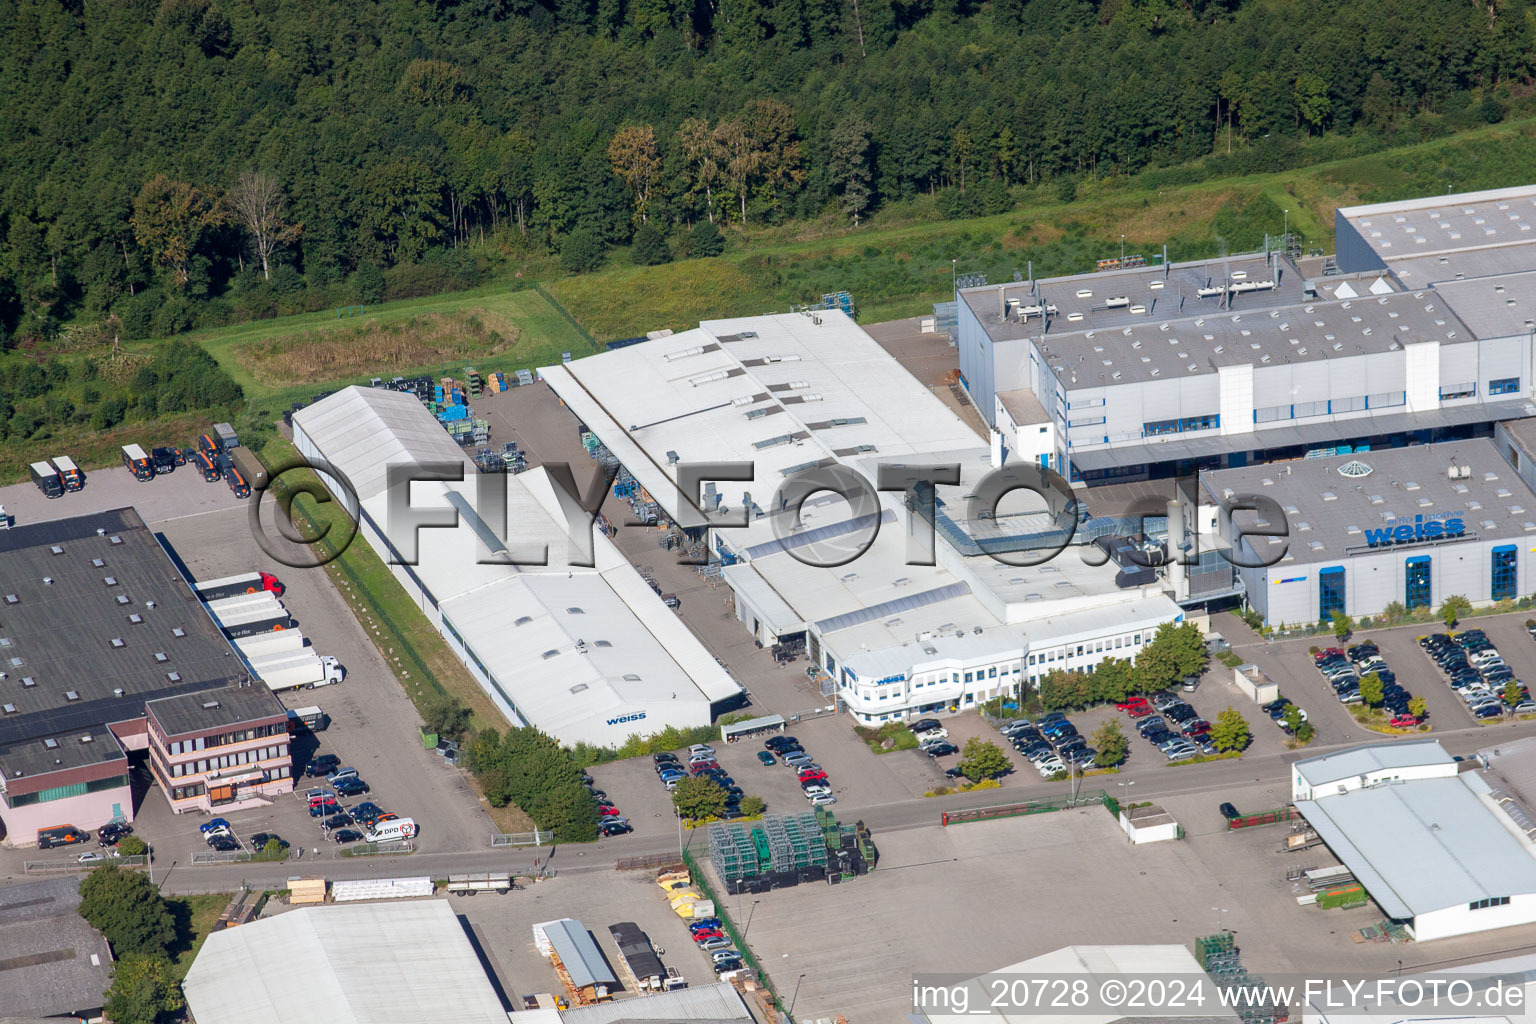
[802,784,832,797]
[913,726,949,741]
[808,793,837,806]
[1036,758,1066,777]
[688,744,716,756]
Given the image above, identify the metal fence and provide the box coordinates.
[940,791,1112,826]
[339,841,416,857]
[1226,806,1301,831]
[25,854,149,873]
[614,852,686,872]
[490,829,554,847]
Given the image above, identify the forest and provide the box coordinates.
[1,0,1534,348]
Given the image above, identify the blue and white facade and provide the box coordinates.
[1202,439,1536,626]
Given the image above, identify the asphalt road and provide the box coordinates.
[126,706,1530,897]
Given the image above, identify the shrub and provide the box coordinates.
[631,224,672,266]
[691,220,724,257]
[560,228,607,273]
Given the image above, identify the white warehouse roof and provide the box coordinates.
[294,386,741,746]
[1296,772,1536,921]
[182,901,507,1024]
[1293,738,1455,790]
[538,311,983,523]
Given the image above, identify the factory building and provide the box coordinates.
[293,387,744,747]
[0,508,292,841]
[540,313,1184,726]
[1292,741,1536,942]
[956,184,1536,485]
[1200,438,1536,626]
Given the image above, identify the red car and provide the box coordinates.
[596,804,620,816]
[692,929,725,943]
[1126,703,1155,718]
[1115,697,1150,712]
[1314,647,1343,661]
[1388,714,1417,728]
[798,770,828,782]
[689,762,719,774]
[1183,719,1211,737]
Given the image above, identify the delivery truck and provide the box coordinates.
[364,817,417,843]
[252,652,344,691]
[225,462,251,498]
[29,461,63,498]
[121,444,154,481]
[193,450,220,482]
[195,571,286,601]
[50,456,84,491]
[229,446,267,489]
[287,706,329,732]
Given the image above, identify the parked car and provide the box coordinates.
[1219,802,1240,820]
[77,851,109,864]
[1165,746,1198,762]
[304,755,341,777]
[207,836,239,852]
[333,829,364,844]
[699,936,734,951]
[653,752,679,764]
[808,793,837,806]
[713,957,745,974]
[202,825,232,841]
[1476,704,1505,718]
[1036,758,1066,777]
[764,736,799,751]
[334,778,369,797]
[923,742,958,757]
[692,928,725,943]
[97,822,133,846]
[756,751,776,766]
[198,818,231,834]
[689,919,724,933]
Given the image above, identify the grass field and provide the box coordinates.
[168,892,230,979]
[550,116,1536,339]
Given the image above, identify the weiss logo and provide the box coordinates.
[607,712,647,726]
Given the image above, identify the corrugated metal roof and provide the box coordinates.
[1294,738,1453,788]
[543,919,616,990]
[1296,773,1536,919]
[557,981,750,1022]
[292,387,469,504]
[182,901,507,1024]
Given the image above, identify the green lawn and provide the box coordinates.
[147,284,595,431]
[168,893,230,980]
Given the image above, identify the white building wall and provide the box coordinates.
[1405,341,1442,412]
[1413,893,1536,942]
[1290,758,1456,802]
[1218,363,1254,436]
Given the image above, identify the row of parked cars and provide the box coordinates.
[583,770,633,836]
[1121,693,1218,761]
[1421,629,1534,719]
[655,744,760,818]
[998,714,1097,776]
[1314,642,1426,725]
[911,719,959,760]
[686,916,744,975]
[299,753,407,844]
[763,734,837,807]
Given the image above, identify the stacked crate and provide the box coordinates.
[465,368,484,397]
[763,813,828,873]
[708,824,761,882]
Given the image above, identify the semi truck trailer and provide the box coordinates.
[235,630,306,660]
[194,571,285,601]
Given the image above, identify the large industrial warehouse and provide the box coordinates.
[956,184,1536,486]
[1292,741,1536,942]
[1203,438,1536,625]
[540,313,1185,725]
[293,387,744,747]
[0,509,292,841]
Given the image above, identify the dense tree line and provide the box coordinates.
[2,0,1532,345]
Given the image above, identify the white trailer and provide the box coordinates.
[235,630,306,660]
[254,654,344,692]
[207,592,284,616]
[446,872,515,895]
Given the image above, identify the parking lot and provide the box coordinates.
[1,463,498,872]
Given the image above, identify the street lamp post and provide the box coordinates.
[1119,779,1135,843]
[789,973,808,1019]
[745,898,761,939]
[951,259,958,299]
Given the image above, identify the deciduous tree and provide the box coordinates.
[1210,707,1250,753]
[608,125,662,224]
[78,864,175,958]
[957,737,1011,781]
[103,955,183,1024]
[226,172,300,281]
[131,176,219,288]
[672,776,728,821]
[828,117,873,226]
[1092,720,1129,767]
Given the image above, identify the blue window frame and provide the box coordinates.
[1405,555,1432,610]
[1490,377,1521,396]
[1144,414,1220,436]
[1318,566,1346,621]
[1492,545,1518,602]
